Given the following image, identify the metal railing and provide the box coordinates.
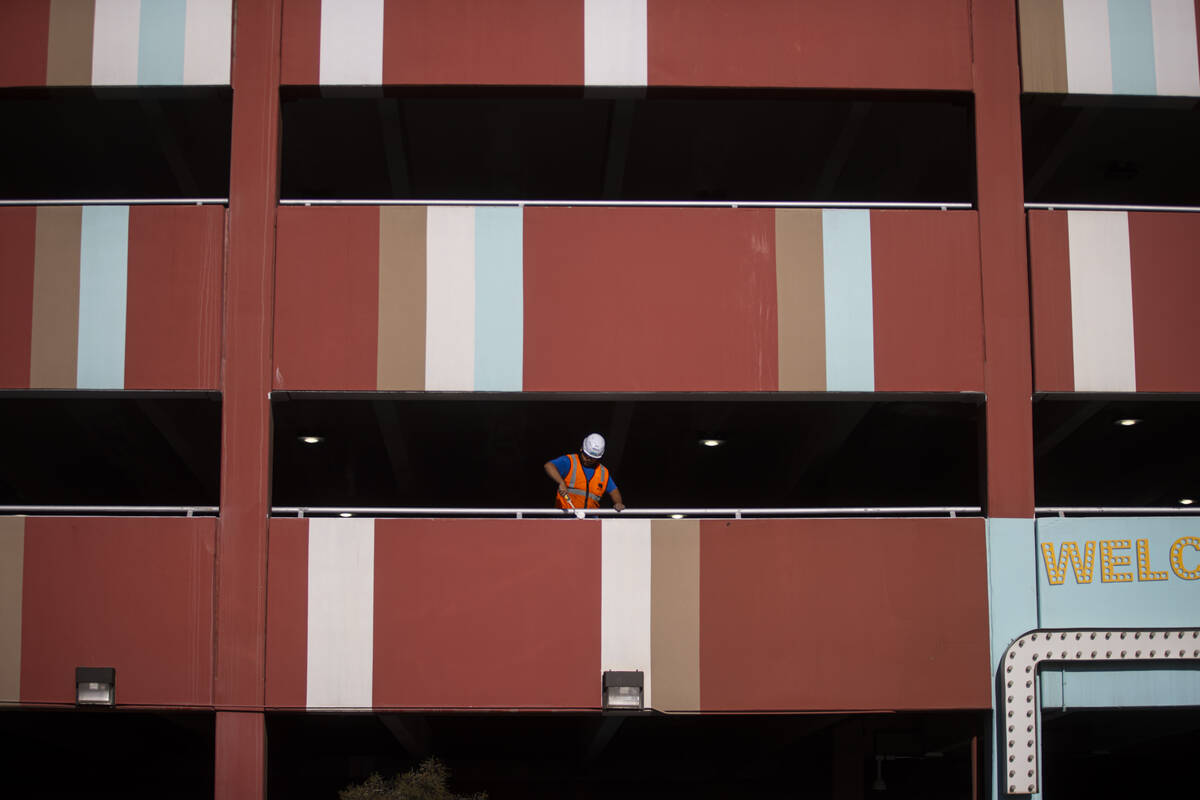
[4,505,1195,519]
[0,198,227,206]
[280,199,972,210]
[0,505,218,517]
[1035,506,1200,516]
[270,505,982,519]
[1024,202,1200,213]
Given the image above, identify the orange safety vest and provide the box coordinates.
[556,454,610,510]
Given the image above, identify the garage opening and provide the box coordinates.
[0,87,231,201]
[271,392,983,513]
[267,710,985,800]
[1034,394,1200,510]
[0,392,221,509]
[280,87,974,205]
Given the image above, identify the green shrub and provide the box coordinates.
[339,758,486,800]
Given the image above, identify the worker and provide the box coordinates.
[544,433,625,512]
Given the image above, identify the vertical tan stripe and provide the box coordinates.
[650,519,700,712]
[46,0,95,86]
[30,206,81,389]
[775,208,826,390]
[377,206,427,390]
[1018,0,1069,92]
[0,517,24,703]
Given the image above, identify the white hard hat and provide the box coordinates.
[582,433,605,459]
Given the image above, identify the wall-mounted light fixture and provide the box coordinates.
[76,667,115,706]
[601,670,644,710]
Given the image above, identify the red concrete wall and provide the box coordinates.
[273,205,379,391]
[523,206,779,392]
[382,0,583,85]
[0,207,37,387]
[0,205,223,390]
[649,0,972,90]
[125,205,224,390]
[20,517,215,707]
[1027,210,1200,393]
[264,518,308,708]
[372,519,600,709]
[1027,211,1074,392]
[272,206,985,392]
[1128,212,1200,392]
[0,1,50,87]
[279,0,971,90]
[870,210,984,392]
[699,517,991,711]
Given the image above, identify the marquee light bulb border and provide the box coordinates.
[1000,628,1200,795]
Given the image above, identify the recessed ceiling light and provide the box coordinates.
[339,512,353,518]
[1115,419,1140,427]
[670,514,685,520]
[700,439,723,447]
[1181,499,1195,506]
[300,435,324,444]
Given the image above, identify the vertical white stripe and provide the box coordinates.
[307,518,375,709]
[584,0,648,86]
[601,518,652,709]
[1151,0,1200,95]
[1064,0,1114,93]
[92,0,142,86]
[183,0,233,85]
[320,0,384,85]
[425,207,476,391]
[1067,211,1137,391]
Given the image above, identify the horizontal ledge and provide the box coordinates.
[272,506,981,519]
[1024,203,1200,213]
[0,199,227,206]
[279,199,973,209]
[0,505,218,516]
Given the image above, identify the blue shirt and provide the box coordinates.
[552,455,618,494]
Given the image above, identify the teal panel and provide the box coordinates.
[821,209,874,391]
[986,518,1042,800]
[473,206,523,391]
[76,206,129,390]
[1041,664,1200,709]
[138,0,187,85]
[1108,0,1157,95]
[1037,517,1200,628]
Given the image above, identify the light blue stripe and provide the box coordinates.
[986,518,1042,800]
[1041,664,1200,709]
[138,0,188,85]
[1108,0,1157,95]
[77,206,129,389]
[474,207,523,391]
[821,209,874,390]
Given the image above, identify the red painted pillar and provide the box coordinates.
[216,0,283,796]
[216,711,266,798]
[971,0,1035,518]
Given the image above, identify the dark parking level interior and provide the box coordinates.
[280,87,974,203]
[1022,94,1200,207]
[0,392,222,507]
[268,711,984,800]
[0,709,214,799]
[1033,394,1200,508]
[271,392,983,511]
[0,87,232,200]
